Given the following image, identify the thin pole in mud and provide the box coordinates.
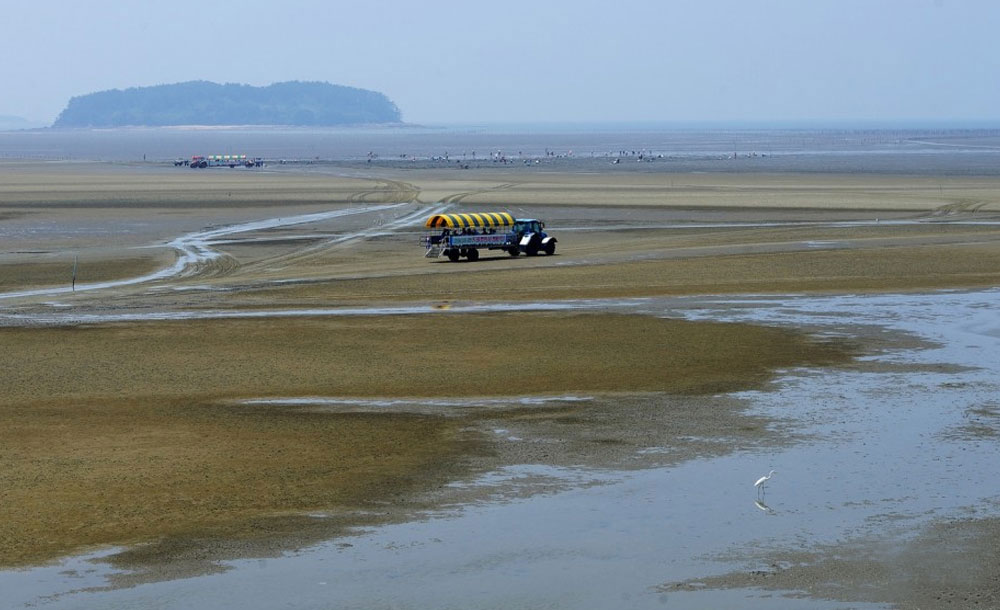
[71,255,78,291]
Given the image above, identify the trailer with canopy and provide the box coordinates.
[423,212,557,261]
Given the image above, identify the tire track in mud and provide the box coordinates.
[235,182,518,273]
[181,252,241,279]
[234,202,452,274]
[0,181,513,303]
[347,179,421,205]
[160,204,419,284]
[439,183,518,205]
[227,177,428,272]
[0,204,409,303]
[296,181,519,263]
[440,192,478,204]
[932,200,991,216]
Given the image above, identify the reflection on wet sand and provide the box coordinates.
[754,499,775,515]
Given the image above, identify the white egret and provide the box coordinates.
[754,470,776,497]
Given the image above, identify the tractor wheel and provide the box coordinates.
[446,249,460,262]
[525,234,542,256]
[543,241,556,255]
[508,247,520,256]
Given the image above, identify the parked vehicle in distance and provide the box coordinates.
[187,154,263,168]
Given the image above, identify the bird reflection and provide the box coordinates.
[754,499,775,514]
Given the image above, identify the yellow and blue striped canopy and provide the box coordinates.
[425,212,515,229]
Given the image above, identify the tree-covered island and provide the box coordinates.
[53,81,402,127]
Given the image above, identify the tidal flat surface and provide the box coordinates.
[4,288,998,609]
[5,125,1000,175]
[2,144,999,607]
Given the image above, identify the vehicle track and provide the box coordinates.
[0,204,409,303]
[438,182,517,205]
[230,182,518,274]
[232,202,452,275]
[0,181,516,304]
[347,178,421,204]
[932,199,991,215]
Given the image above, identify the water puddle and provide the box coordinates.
[0,299,625,326]
[241,394,594,416]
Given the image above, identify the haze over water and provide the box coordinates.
[3,126,1000,175]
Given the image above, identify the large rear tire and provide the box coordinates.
[525,234,542,256]
[543,241,556,256]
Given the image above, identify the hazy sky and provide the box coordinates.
[1,0,996,125]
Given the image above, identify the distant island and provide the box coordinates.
[53,81,402,128]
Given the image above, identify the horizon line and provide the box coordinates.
[7,118,1000,133]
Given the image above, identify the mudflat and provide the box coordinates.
[0,314,850,566]
[2,160,999,606]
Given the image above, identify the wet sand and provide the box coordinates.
[664,515,1000,608]
[0,314,851,567]
[2,159,1000,608]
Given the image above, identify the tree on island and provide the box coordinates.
[53,81,402,127]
